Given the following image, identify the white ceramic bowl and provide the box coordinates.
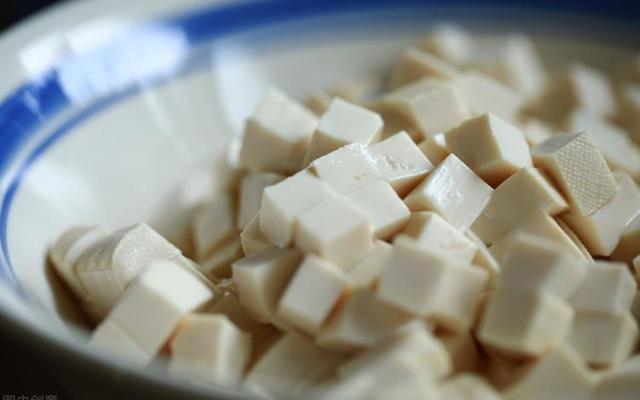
[0,1,638,398]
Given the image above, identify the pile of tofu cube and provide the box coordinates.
[49,25,640,399]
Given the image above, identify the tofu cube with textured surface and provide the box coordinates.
[345,181,410,239]
[457,71,525,122]
[570,261,636,315]
[445,113,532,186]
[237,173,283,230]
[389,47,459,88]
[191,193,237,261]
[417,24,472,65]
[310,143,382,193]
[239,213,271,256]
[405,154,493,230]
[168,314,251,387]
[239,88,318,174]
[440,374,502,400]
[346,240,392,288]
[304,98,382,164]
[419,132,451,165]
[612,213,640,265]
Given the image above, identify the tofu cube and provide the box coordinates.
[445,113,532,186]
[440,374,502,400]
[191,193,237,261]
[237,173,283,230]
[168,314,252,387]
[457,71,525,122]
[419,132,451,165]
[401,211,477,265]
[260,170,336,247]
[310,143,382,193]
[477,288,574,357]
[89,319,150,364]
[405,154,494,230]
[465,230,501,279]
[346,240,393,289]
[389,47,459,88]
[417,24,472,65]
[277,255,351,335]
[368,131,434,196]
[304,98,382,164]
[612,213,640,265]
[295,196,373,267]
[231,247,302,323]
[239,88,317,174]
[570,261,636,315]
[439,332,479,373]
[239,213,271,256]
[207,292,274,345]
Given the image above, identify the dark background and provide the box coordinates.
[1,0,59,32]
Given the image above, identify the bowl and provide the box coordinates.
[0,0,638,398]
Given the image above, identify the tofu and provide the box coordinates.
[304,98,383,164]
[239,213,271,256]
[317,288,412,352]
[568,311,638,368]
[277,255,351,335]
[445,113,532,186]
[310,143,382,193]
[346,240,393,289]
[90,260,216,361]
[191,193,237,261]
[611,213,640,265]
[439,331,480,373]
[89,319,149,364]
[440,374,502,400]
[401,211,478,265]
[520,118,554,147]
[295,196,374,267]
[466,230,501,280]
[239,88,318,174]
[231,247,302,323]
[345,181,411,239]
[419,132,451,165]
[555,218,594,261]
[616,83,640,139]
[569,261,636,315]
[532,131,618,217]
[198,237,243,279]
[561,173,640,256]
[405,154,494,230]
[485,355,532,391]
[592,357,640,400]
[367,131,434,196]
[388,47,459,88]
[457,71,525,122]
[417,24,472,65]
[237,173,283,230]
[260,170,336,247]
[477,288,574,357]
[305,90,332,115]
[207,292,274,345]
[168,314,252,387]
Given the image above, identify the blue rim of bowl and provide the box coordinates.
[0,0,639,295]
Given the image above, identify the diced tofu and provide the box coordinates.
[405,154,493,230]
[592,357,640,400]
[419,132,451,165]
[417,24,472,65]
[401,211,478,265]
[568,311,638,368]
[317,288,412,352]
[440,374,502,400]
[237,173,283,230]
[611,213,640,265]
[466,230,501,280]
[239,88,318,174]
[445,113,532,186]
[207,292,274,344]
[439,331,479,373]
[533,131,618,217]
[231,247,302,323]
[168,314,251,387]
[304,98,383,164]
[90,260,216,361]
[485,355,532,391]
[457,71,525,122]
[389,47,459,88]
[570,261,636,315]
[346,240,393,289]
[478,288,573,357]
[305,90,332,115]
[198,237,243,279]
[345,181,410,239]
[310,143,382,193]
[239,213,271,256]
[191,193,236,261]
[295,196,374,267]
[89,319,149,364]
[277,255,351,335]
[260,170,336,247]
[368,131,433,196]
[520,118,554,147]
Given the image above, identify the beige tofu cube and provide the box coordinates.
[317,288,412,352]
[568,311,638,368]
[533,131,618,217]
[310,143,382,193]
[520,118,554,147]
[445,113,532,186]
[295,196,374,267]
[466,230,501,280]
[417,24,472,65]
[260,170,336,247]
[168,314,251,387]
[304,98,383,164]
[440,374,502,400]
[191,193,237,261]
[555,218,594,261]
[611,213,640,265]
[504,346,594,400]
[389,47,459,88]
[381,78,471,140]
[90,260,216,360]
[277,255,351,335]
[562,173,640,256]
[405,154,493,230]
[401,211,477,265]
[231,247,302,323]
[570,261,635,315]
[239,213,271,256]
[207,292,274,344]
[237,173,283,230]
[439,331,479,373]
[345,181,410,239]
[419,132,451,165]
[457,71,525,122]
[346,240,393,289]
[368,131,434,196]
[478,288,574,357]
[89,320,150,364]
[239,88,317,174]
[198,237,243,279]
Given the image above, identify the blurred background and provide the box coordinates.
[1,0,59,32]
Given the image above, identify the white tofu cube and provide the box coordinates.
[260,170,336,247]
[304,98,383,164]
[440,374,502,400]
[419,132,451,165]
[239,88,318,174]
[439,332,479,373]
[295,196,374,267]
[389,47,459,88]
[237,173,283,229]
[346,240,393,289]
[310,143,382,193]
[191,193,237,261]
[168,314,252,387]
[612,213,640,265]
[345,181,410,239]
[570,261,636,315]
[368,131,433,196]
[445,113,532,186]
[457,71,525,122]
[239,213,271,256]
[405,154,494,230]
[417,24,472,65]
[277,255,351,335]
[231,247,302,323]
[198,237,243,279]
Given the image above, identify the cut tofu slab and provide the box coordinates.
[419,132,451,165]
[239,88,318,174]
[611,213,640,266]
[570,261,636,315]
[346,240,392,289]
[405,154,493,230]
[388,47,459,88]
[237,173,283,230]
[191,193,237,261]
[310,143,382,194]
[417,24,472,65]
[456,71,525,122]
